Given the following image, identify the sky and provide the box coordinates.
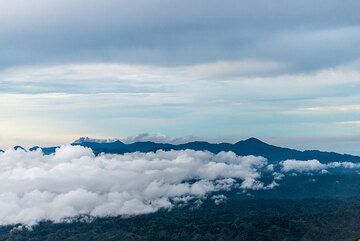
[1,0,360,154]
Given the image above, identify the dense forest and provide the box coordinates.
[1,198,360,241]
[1,175,360,241]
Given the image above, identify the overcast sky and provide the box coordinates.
[1,0,360,154]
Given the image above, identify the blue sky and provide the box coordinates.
[1,0,360,154]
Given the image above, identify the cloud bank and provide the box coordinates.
[1,0,359,69]
[0,146,274,226]
[281,159,327,172]
[120,133,198,144]
[2,144,360,226]
[281,159,360,173]
[74,133,199,145]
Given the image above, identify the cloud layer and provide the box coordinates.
[2,61,360,153]
[1,144,360,226]
[1,0,359,69]
[0,146,274,226]
[281,159,360,173]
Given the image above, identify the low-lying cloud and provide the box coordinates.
[281,159,360,173]
[0,146,274,226]
[281,159,326,172]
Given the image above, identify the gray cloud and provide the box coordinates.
[0,0,359,70]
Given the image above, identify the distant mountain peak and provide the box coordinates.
[245,137,262,142]
[13,146,26,151]
[236,137,268,145]
[23,136,360,164]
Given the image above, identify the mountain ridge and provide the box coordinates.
[19,137,360,164]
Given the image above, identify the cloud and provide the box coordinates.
[119,133,198,144]
[327,162,360,169]
[0,0,359,69]
[338,121,360,126]
[73,133,201,145]
[281,159,360,173]
[1,61,360,147]
[0,61,286,95]
[211,194,227,205]
[0,59,359,95]
[0,146,274,226]
[281,159,326,172]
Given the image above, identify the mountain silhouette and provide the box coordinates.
[29,146,58,155]
[26,137,360,164]
[13,146,26,151]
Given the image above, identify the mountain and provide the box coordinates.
[13,146,26,151]
[78,140,127,154]
[28,137,360,164]
[29,146,58,155]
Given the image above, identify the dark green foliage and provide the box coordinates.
[254,174,360,199]
[1,197,360,241]
[1,175,360,240]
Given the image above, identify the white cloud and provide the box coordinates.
[327,162,360,169]
[119,133,198,144]
[0,146,274,226]
[292,105,360,115]
[338,121,360,126]
[211,194,227,205]
[281,159,327,172]
[281,159,360,173]
[75,133,199,145]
